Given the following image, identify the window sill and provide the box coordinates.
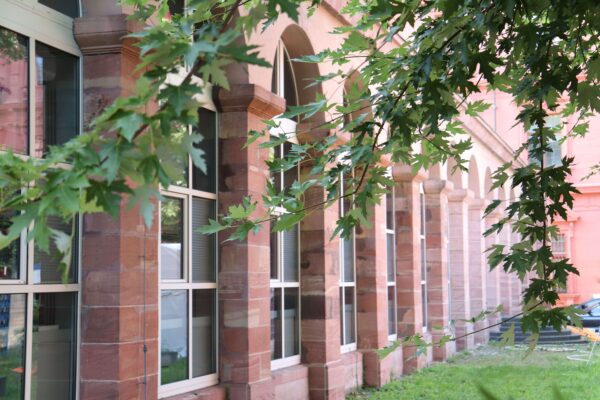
[271,355,301,371]
[159,373,218,399]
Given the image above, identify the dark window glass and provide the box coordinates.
[161,197,184,280]
[342,235,354,283]
[270,221,278,280]
[33,215,77,284]
[31,292,77,400]
[0,27,28,154]
[283,288,299,357]
[0,209,22,280]
[192,198,215,282]
[167,0,185,16]
[39,0,78,17]
[283,225,298,282]
[386,190,394,230]
[161,290,188,384]
[387,287,395,335]
[35,42,79,156]
[192,289,216,377]
[283,142,297,194]
[386,233,395,282]
[421,286,428,329]
[0,293,26,399]
[343,287,355,344]
[270,289,282,360]
[192,108,217,193]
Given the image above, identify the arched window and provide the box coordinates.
[386,170,397,340]
[0,2,81,398]
[269,40,301,369]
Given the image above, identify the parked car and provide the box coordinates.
[580,302,600,328]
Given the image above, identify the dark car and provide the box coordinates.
[580,302,600,328]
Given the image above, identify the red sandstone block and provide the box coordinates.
[82,306,120,343]
[80,343,119,380]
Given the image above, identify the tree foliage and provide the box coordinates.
[1,0,599,345]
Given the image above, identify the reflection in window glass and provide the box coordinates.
[284,288,299,357]
[343,287,355,345]
[35,42,79,156]
[161,197,184,280]
[0,27,28,154]
[387,287,395,335]
[161,290,188,384]
[0,210,22,280]
[0,294,25,399]
[31,292,77,400]
[270,289,282,360]
[192,198,215,282]
[192,109,217,193]
[33,216,77,284]
[39,0,78,17]
[283,225,298,282]
[342,237,354,282]
[270,221,278,280]
[386,233,395,282]
[192,290,216,377]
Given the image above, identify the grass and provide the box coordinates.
[349,343,600,400]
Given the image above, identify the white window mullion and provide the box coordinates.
[23,291,34,400]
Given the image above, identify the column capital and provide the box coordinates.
[214,84,285,119]
[447,188,474,202]
[74,14,143,56]
[469,197,487,211]
[423,179,453,195]
[392,165,428,183]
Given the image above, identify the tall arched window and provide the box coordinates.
[420,183,428,331]
[269,40,301,369]
[0,2,81,398]
[386,170,397,340]
[339,173,357,351]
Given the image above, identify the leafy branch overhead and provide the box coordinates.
[0,0,598,347]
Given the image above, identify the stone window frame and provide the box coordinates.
[386,170,397,341]
[0,1,82,399]
[269,39,302,371]
[157,96,219,396]
[419,182,428,332]
[339,172,357,353]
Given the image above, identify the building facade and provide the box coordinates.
[0,1,546,399]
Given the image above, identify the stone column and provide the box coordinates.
[423,179,455,361]
[356,198,401,387]
[215,84,285,399]
[75,14,160,399]
[394,166,428,373]
[447,189,474,350]
[301,177,346,400]
[484,209,503,328]
[468,199,488,344]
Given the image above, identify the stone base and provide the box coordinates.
[362,347,403,388]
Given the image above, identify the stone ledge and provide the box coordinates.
[214,84,285,120]
[74,14,143,55]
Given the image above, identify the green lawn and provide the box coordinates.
[349,344,600,400]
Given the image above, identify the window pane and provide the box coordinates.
[34,42,78,157]
[192,289,216,377]
[167,0,184,16]
[420,238,427,279]
[192,198,215,282]
[283,225,298,282]
[339,287,344,344]
[270,144,282,193]
[270,288,282,360]
[270,222,278,280]
[0,210,22,280]
[421,284,428,329]
[161,290,188,384]
[161,197,184,280]
[386,233,395,283]
[0,27,28,154]
[387,286,396,336]
[33,216,77,284]
[283,288,299,357]
[282,51,297,110]
[386,190,394,230]
[342,234,354,283]
[343,287,355,345]
[283,142,297,194]
[31,292,77,400]
[39,0,78,17]
[192,108,217,193]
[0,293,25,399]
